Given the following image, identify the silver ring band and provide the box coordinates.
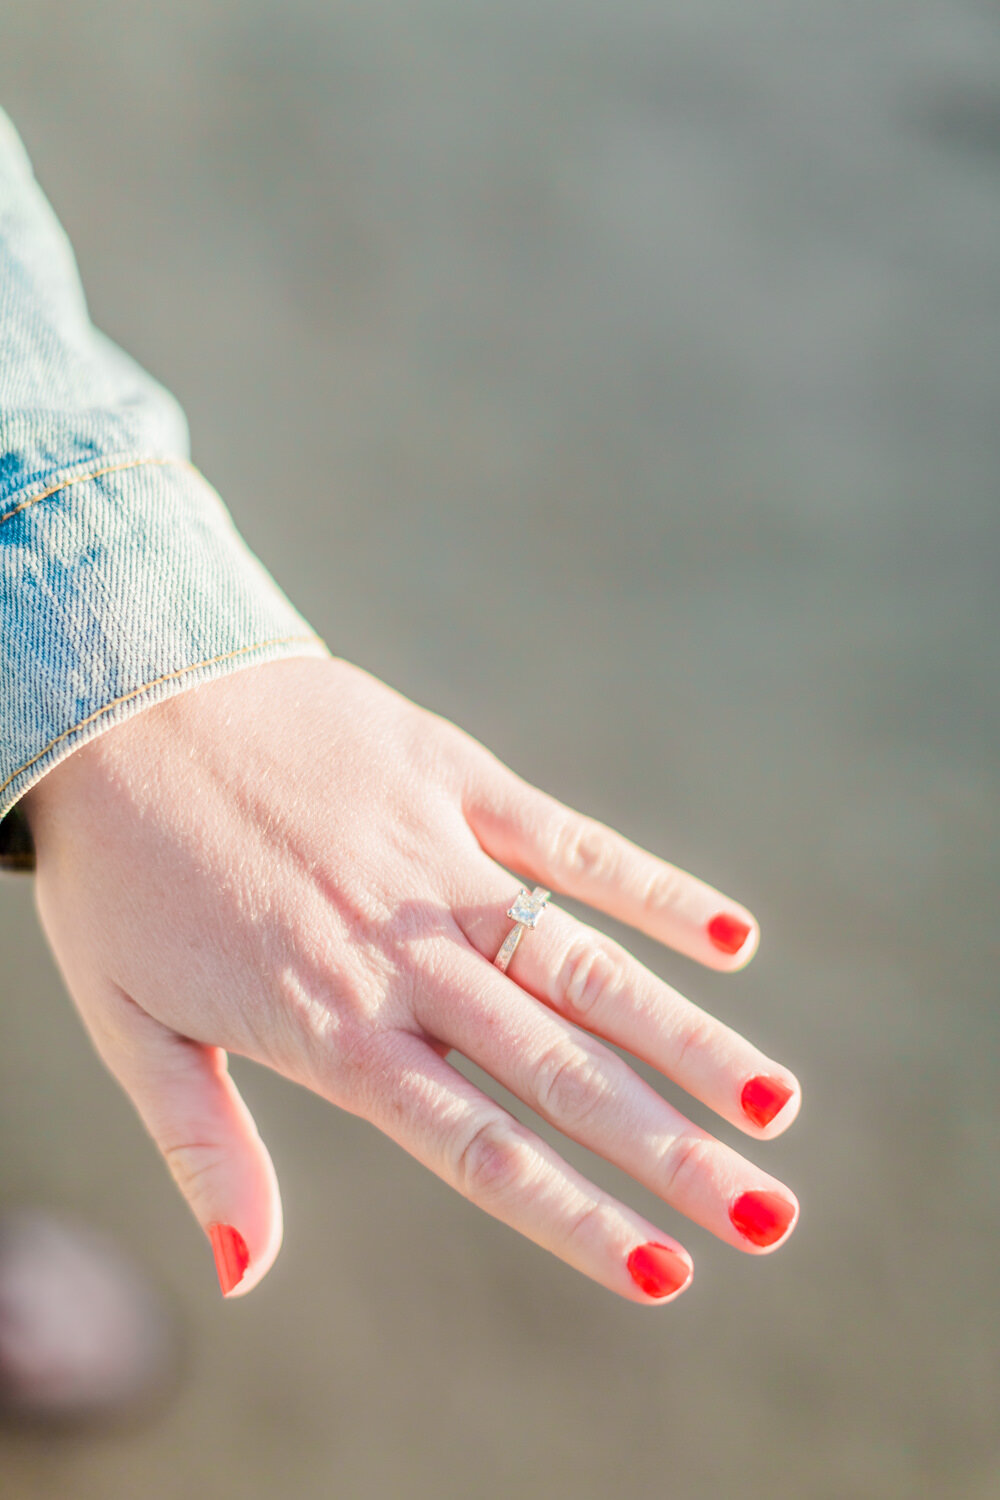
[493,886,551,974]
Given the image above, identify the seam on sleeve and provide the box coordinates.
[0,633,328,800]
[0,455,200,527]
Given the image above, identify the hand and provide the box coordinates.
[20,655,800,1303]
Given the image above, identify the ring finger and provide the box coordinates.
[454,863,801,1140]
[462,760,760,971]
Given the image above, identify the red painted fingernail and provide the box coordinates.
[208,1223,250,1295]
[707,913,752,955]
[729,1191,796,1247]
[741,1075,794,1128]
[626,1242,693,1299]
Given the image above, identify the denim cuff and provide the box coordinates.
[0,454,332,875]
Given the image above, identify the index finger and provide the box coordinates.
[462,757,759,971]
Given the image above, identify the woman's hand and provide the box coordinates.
[20,655,800,1303]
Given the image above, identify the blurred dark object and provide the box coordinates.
[0,1207,182,1429]
[0,805,34,874]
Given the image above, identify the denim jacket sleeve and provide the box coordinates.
[0,108,333,874]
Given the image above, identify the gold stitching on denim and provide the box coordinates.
[0,456,200,527]
[0,634,329,801]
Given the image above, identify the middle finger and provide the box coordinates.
[417,934,799,1254]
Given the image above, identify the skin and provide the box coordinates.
[19,654,800,1303]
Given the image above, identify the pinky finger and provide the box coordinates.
[368,1033,694,1305]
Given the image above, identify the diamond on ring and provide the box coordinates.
[507,887,549,927]
[493,886,551,973]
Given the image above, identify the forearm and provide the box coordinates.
[0,107,331,872]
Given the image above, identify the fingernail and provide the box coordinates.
[626,1242,693,1299]
[707,913,752,955]
[208,1223,250,1295]
[729,1191,796,1247]
[741,1075,794,1128]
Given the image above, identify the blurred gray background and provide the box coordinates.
[1,2,998,1496]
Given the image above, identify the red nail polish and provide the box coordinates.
[707,913,752,955]
[208,1223,250,1295]
[741,1075,794,1128]
[626,1242,692,1298]
[729,1191,796,1247]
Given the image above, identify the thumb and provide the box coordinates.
[88,983,283,1298]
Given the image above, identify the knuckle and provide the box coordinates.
[304,1013,398,1111]
[670,1010,718,1072]
[454,1118,536,1205]
[564,1197,615,1254]
[533,1038,612,1130]
[554,818,616,884]
[639,864,687,916]
[558,938,625,1020]
[337,1022,385,1079]
[161,1139,230,1200]
[658,1133,715,1198]
[335,1024,408,1112]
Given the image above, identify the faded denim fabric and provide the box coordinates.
[0,107,332,873]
